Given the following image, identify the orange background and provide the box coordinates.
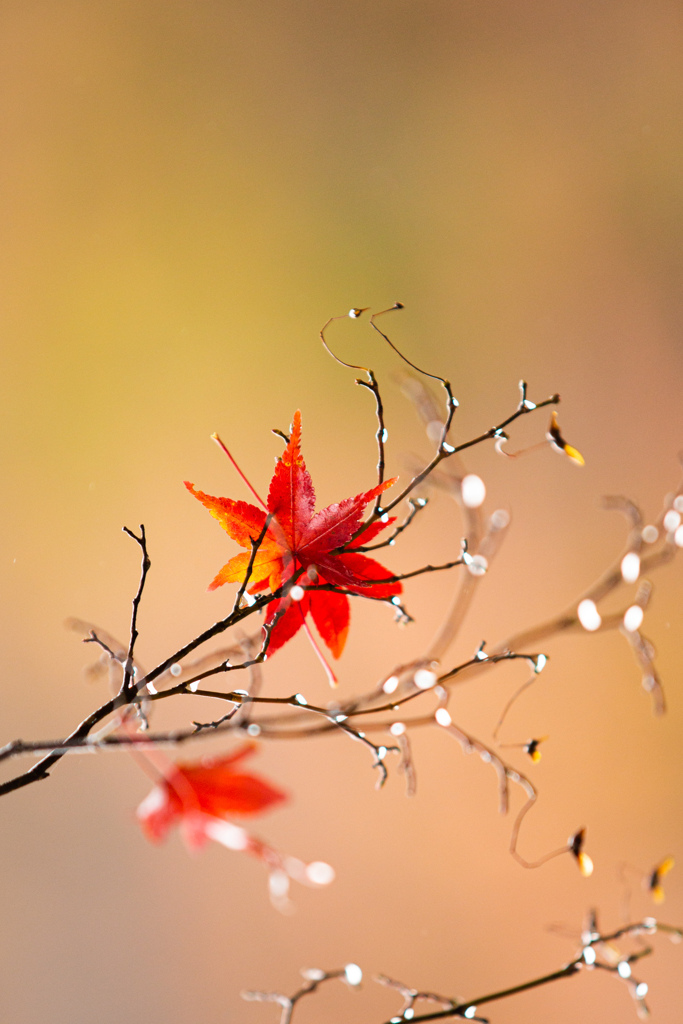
[1,2,683,1021]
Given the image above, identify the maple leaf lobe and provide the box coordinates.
[187,411,401,660]
[137,743,287,846]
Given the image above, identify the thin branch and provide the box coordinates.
[0,573,303,796]
[121,525,150,696]
[0,694,121,795]
[439,541,677,701]
[356,372,387,500]
[354,497,428,552]
[83,631,124,664]
[381,916,680,1021]
[134,567,305,695]
[375,975,461,1021]
[245,917,681,1024]
[319,308,387,499]
[231,512,274,615]
[0,650,547,759]
[243,965,362,1024]
[395,730,417,796]
[379,372,559,519]
[369,304,458,450]
[309,554,466,590]
[390,963,581,1021]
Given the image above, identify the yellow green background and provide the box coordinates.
[1,2,683,1021]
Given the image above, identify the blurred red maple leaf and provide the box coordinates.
[136,744,335,907]
[185,410,401,659]
[136,742,287,848]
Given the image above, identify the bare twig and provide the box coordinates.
[243,964,363,1024]
[232,512,274,615]
[354,497,428,551]
[244,917,681,1023]
[121,526,150,697]
[319,307,387,499]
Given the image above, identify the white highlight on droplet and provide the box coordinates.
[390,721,405,736]
[490,508,510,530]
[621,552,641,583]
[403,1010,414,1021]
[435,707,452,727]
[414,669,437,690]
[268,869,290,899]
[301,967,325,981]
[441,442,456,454]
[189,680,199,693]
[664,509,681,533]
[461,474,486,509]
[344,963,362,986]
[577,599,601,632]
[465,554,488,576]
[534,653,547,674]
[290,585,305,601]
[617,961,632,979]
[306,861,335,886]
[583,946,597,965]
[247,723,261,736]
[642,524,659,544]
[145,680,158,695]
[294,693,307,705]
[383,675,399,694]
[675,524,683,548]
[170,663,182,677]
[623,605,644,632]
[464,1007,477,1019]
[635,982,648,999]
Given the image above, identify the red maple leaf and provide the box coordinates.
[136,742,334,907]
[136,742,287,847]
[185,410,401,658]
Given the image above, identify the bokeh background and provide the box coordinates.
[2,1,683,1021]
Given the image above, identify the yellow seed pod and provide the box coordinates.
[547,412,585,466]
